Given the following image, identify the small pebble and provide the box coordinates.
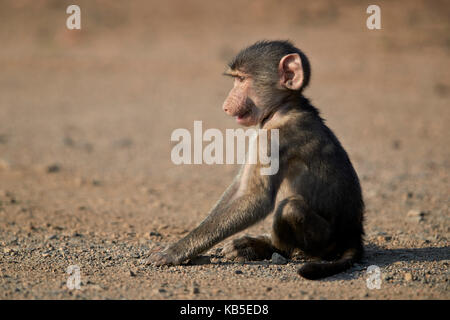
[92,180,102,186]
[377,235,392,242]
[271,252,288,264]
[407,209,427,218]
[47,164,61,173]
[47,234,57,240]
[149,231,162,237]
[404,272,413,282]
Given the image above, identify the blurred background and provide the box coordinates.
[0,0,448,180]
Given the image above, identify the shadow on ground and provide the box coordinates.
[180,244,449,282]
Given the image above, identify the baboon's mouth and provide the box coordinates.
[236,109,251,120]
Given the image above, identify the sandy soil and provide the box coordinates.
[0,0,449,299]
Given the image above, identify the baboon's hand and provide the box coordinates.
[147,249,178,266]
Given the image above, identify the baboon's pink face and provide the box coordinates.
[222,71,261,127]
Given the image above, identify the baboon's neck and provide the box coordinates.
[259,94,320,127]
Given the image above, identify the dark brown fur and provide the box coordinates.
[148,40,364,280]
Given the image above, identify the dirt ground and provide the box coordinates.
[0,0,449,300]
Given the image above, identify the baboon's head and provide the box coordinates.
[222,40,311,126]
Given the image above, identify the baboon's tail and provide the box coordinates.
[298,248,360,280]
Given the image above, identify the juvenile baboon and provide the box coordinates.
[148,40,364,279]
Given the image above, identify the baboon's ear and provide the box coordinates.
[278,53,303,90]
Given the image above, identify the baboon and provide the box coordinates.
[148,40,364,279]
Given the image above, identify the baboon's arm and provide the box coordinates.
[149,164,282,265]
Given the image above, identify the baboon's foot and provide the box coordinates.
[222,235,275,262]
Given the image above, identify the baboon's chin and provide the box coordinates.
[236,111,257,126]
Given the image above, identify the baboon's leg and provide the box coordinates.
[272,197,333,258]
[223,196,333,261]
